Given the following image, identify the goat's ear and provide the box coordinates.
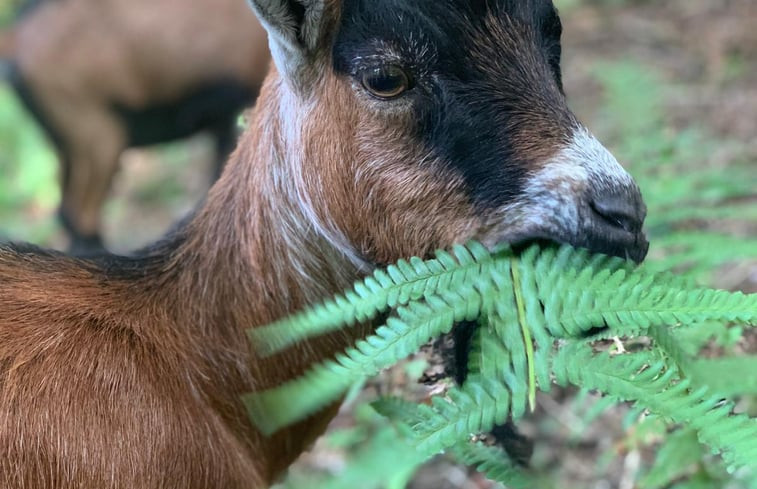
[247,0,329,80]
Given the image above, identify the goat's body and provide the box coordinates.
[11,0,267,110]
[0,245,261,488]
[3,0,270,251]
[4,8,262,480]
[0,241,334,488]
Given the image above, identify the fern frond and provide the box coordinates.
[372,396,544,488]
[278,405,427,489]
[376,375,512,455]
[245,288,482,434]
[246,242,757,477]
[638,428,703,489]
[685,357,757,397]
[451,441,547,489]
[553,343,757,470]
[247,243,495,356]
[542,280,756,338]
[383,330,523,456]
[647,323,692,371]
[476,319,529,419]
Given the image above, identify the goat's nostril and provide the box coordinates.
[589,193,645,234]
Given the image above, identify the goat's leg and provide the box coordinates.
[57,109,125,255]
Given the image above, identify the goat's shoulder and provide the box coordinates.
[0,242,130,311]
[0,242,263,488]
[0,241,144,362]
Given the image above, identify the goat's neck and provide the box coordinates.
[163,77,366,389]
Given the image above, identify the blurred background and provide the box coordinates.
[0,0,755,487]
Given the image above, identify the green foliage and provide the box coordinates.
[246,243,757,487]
[452,441,545,489]
[275,405,427,489]
[592,62,757,281]
[0,84,59,243]
[245,245,489,434]
[247,244,494,357]
[0,0,21,26]
[639,429,702,489]
[0,1,753,485]
[244,55,757,481]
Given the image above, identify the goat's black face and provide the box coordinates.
[330,0,648,263]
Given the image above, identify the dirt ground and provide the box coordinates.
[562,0,757,143]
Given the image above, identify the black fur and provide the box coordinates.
[333,0,570,210]
[285,0,307,43]
[1,215,190,282]
[113,80,254,149]
[58,209,105,256]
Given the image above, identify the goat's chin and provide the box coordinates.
[475,228,649,264]
[475,228,561,253]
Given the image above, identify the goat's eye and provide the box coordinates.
[361,66,411,99]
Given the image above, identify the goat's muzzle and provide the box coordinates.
[477,128,650,263]
[577,184,649,263]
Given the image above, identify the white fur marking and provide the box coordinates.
[277,86,372,274]
[564,128,635,188]
[481,127,638,245]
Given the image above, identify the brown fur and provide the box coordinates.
[0,48,485,484]
[300,74,483,264]
[467,11,573,164]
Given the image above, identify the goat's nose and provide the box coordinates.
[589,192,646,234]
[584,188,649,263]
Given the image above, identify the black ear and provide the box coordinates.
[246,0,327,79]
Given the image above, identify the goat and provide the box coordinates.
[0,0,271,253]
[0,0,649,487]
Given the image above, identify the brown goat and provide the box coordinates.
[0,0,649,487]
[1,0,271,253]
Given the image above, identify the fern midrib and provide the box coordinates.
[510,259,537,411]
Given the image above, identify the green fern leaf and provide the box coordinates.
[639,428,704,489]
[245,288,483,434]
[383,330,522,456]
[553,343,757,471]
[246,242,757,477]
[451,441,548,489]
[248,242,495,355]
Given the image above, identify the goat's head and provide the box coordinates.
[248,0,648,267]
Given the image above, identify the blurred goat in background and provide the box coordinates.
[0,0,270,253]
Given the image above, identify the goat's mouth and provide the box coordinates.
[479,225,649,264]
[570,225,649,264]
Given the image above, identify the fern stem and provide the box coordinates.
[510,257,537,412]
